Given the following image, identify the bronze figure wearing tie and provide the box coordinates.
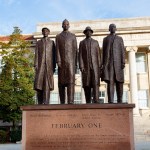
[101,24,125,103]
[34,27,56,104]
[56,19,77,104]
[79,27,101,103]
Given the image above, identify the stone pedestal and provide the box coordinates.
[21,104,135,150]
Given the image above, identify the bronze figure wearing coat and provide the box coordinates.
[101,24,125,103]
[79,27,101,103]
[34,27,56,104]
[56,19,77,104]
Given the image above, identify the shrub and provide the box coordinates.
[0,130,7,143]
[10,130,22,143]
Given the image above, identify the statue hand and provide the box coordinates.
[57,62,61,68]
[81,68,85,72]
[121,64,125,69]
[100,65,103,70]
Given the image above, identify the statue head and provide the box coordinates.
[83,26,93,38]
[109,24,117,34]
[83,26,93,34]
[62,19,70,31]
[42,27,50,37]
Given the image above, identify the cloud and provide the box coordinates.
[0,0,17,6]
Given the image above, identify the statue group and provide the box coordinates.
[34,19,125,105]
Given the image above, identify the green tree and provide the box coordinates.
[0,27,35,128]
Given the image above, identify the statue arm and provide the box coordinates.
[97,41,101,68]
[101,38,106,68]
[56,36,61,68]
[74,36,78,67]
[34,42,38,71]
[121,38,125,69]
[79,42,84,72]
[52,41,56,72]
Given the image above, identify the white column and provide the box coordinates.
[126,47,139,115]
[147,46,150,108]
[81,87,86,104]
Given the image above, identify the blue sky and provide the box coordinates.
[0,0,150,35]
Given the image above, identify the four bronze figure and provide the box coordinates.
[34,21,125,104]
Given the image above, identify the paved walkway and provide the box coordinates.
[0,142,150,150]
[0,144,21,150]
[135,141,150,150]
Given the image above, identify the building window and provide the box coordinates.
[122,91,128,103]
[138,90,148,108]
[99,91,105,103]
[91,91,105,103]
[50,92,59,104]
[136,53,147,73]
[74,92,82,104]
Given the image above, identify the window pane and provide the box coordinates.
[74,92,82,104]
[99,91,105,103]
[138,90,148,108]
[122,91,128,103]
[50,92,59,104]
[136,53,145,61]
[136,53,146,73]
[136,62,146,73]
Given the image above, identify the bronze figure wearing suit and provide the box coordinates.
[34,27,56,104]
[79,27,101,103]
[101,24,125,103]
[56,19,77,104]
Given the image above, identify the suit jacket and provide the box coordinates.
[101,34,125,82]
[34,37,56,91]
[56,31,77,84]
[79,38,101,87]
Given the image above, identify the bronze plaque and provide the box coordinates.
[22,105,134,150]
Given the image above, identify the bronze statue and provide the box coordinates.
[79,27,101,103]
[56,19,77,104]
[34,27,56,104]
[101,24,125,103]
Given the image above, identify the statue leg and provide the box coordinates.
[59,84,66,104]
[37,90,43,104]
[42,73,50,104]
[107,81,115,103]
[67,84,74,104]
[116,82,123,103]
[84,86,91,103]
[43,85,50,104]
[93,85,99,103]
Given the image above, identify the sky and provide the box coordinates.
[0,0,150,35]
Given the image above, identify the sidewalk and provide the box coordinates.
[135,141,150,150]
[0,142,150,150]
[0,144,21,150]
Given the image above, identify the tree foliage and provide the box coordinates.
[0,27,35,127]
